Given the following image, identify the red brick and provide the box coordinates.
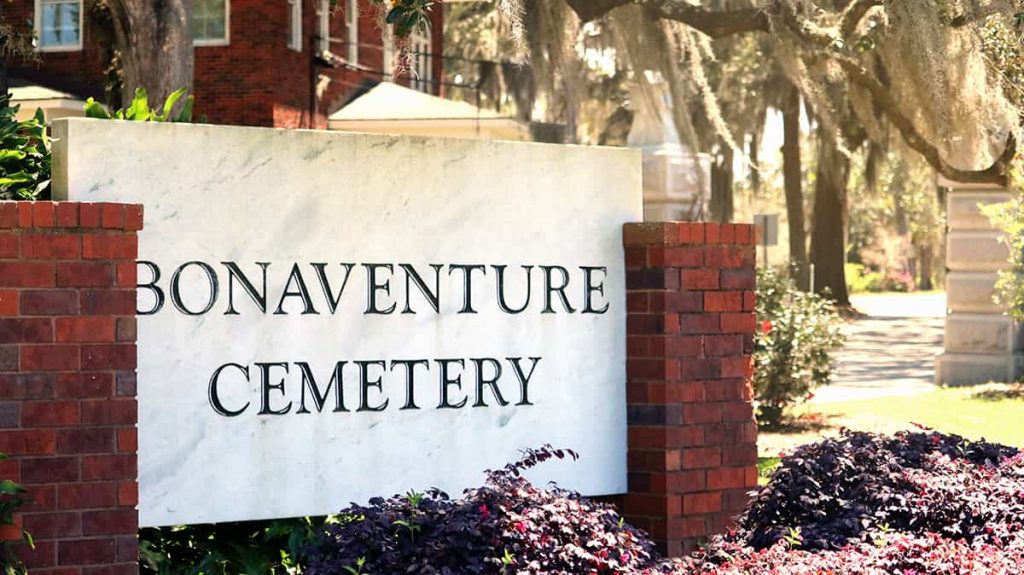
[59,538,118,565]
[79,204,101,228]
[21,290,78,315]
[704,223,720,244]
[0,373,55,399]
[22,457,79,483]
[21,233,81,259]
[705,292,742,312]
[720,356,753,379]
[55,373,113,398]
[704,335,742,356]
[0,429,57,455]
[56,317,116,343]
[721,312,756,334]
[0,232,17,258]
[682,491,721,514]
[82,234,137,260]
[722,444,758,467]
[100,204,124,230]
[22,400,80,427]
[32,202,56,228]
[626,292,648,313]
[21,539,57,568]
[59,483,118,510]
[57,262,115,288]
[678,223,705,244]
[667,426,705,448]
[116,535,138,562]
[0,202,18,228]
[82,509,137,536]
[742,290,756,311]
[81,399,136,426]
[114,262,136,288]
[81,345,136,371]
[0,262,56,287]
[80,290,135,315]
[705,379,747,402]
[683,447,722,469]
[83,564,139,575]
[651,291,702,313]
[705,245,746,268]
[17,204,32,228]
[57,428,116,454]
[665,381,705,403]
[721,269,756,290]
[667,470,706,493]
[116,482,137,507]
[662,247,704,268]
[0,289,17,315]
[124,205,144,231]
[21,344,80,371]
[722,401,754,422]
[657,335,701,357]
[680,269,719,290]
[735,224,754,244]
[683,403,722,424]
[623,223,676,246]
[81,455,136,481]
[23,511,82,538]
[707,467,748,490]
[56,203,79,228]
[0,318,52,343]
[116,428,137,453]
[679,313,719,334]
[720,224,736,243]
[627,358,679,380]
[627,313,678,335]
[25,483,58,511]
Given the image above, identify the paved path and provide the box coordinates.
[810,292,946,404]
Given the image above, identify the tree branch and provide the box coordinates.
[834,54,1013,185]
[839,0,882,39]
[565,0,770,36]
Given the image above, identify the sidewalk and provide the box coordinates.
[810,292,945,404]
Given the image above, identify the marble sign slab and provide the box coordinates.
[52,119,641,526]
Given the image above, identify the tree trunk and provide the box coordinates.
[781,83,808,289]
[918,243,934,290]
[107,0,194,109]
[809,128,851,306]
[710,143,734,223]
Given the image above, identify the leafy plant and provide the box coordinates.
[139,516,325,575]
[368,0,434,37]
[0,454,32,575]
[754,267,845,426]
[0,97,51,201]
[982,195,1024,319]
[84,87,195,123]
[304,445,673,574]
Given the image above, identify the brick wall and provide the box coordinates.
[622,221,759,555]
[0,202,140,575]
[9,0,443,129]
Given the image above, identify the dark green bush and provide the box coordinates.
[754,267,844,426]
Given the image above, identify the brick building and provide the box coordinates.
[8,0,443,128]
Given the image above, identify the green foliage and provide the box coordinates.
[85,88,194,123]
[0,453,32,575]
[846,263,885,293]
[0,98,51,201]
[370,0,434,37]
[754,267,845,427]
[982,194,1024,320]
[139,517,327,575]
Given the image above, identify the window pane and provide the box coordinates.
[40,1,81,47]
[192,0,227,41]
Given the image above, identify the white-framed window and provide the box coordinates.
[410,27,432,92]
[346,0,358,63]
[287,0,302,51]
[192,0,230,46]
[35,0,83,52]
[286,0,301,50]
[316,0,330,54]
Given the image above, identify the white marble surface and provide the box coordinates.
[52,119,642,527]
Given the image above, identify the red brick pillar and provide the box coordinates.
[0,202,141,574]
[622,222,759,555]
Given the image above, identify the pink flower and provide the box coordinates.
[478,504,490,518]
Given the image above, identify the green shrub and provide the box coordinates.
[754,267,845,426]
[0,98,51,201]
[1,453,33,575]
[845,262,884,293]
[85,87,195,123]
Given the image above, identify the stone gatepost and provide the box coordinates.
[936,181,1024,385]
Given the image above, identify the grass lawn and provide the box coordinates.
[759,384,1024,461]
